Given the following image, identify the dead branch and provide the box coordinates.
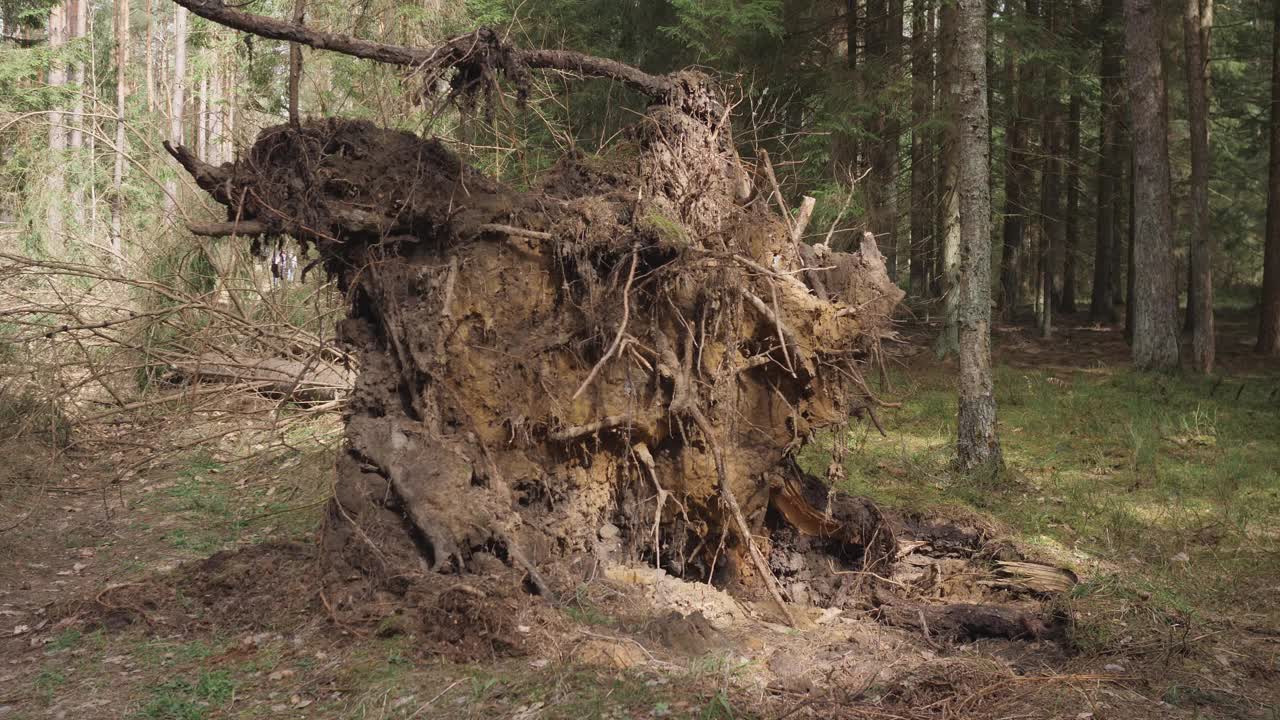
[168,0,673,99]
[475,223,553,241]
[187,220,270,237]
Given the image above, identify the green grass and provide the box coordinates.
[32,669,67,704]
[800,364,1280,621]
[134,670,236,720]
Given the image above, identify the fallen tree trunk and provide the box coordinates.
[168,352,352,402]
[166,2,904,624]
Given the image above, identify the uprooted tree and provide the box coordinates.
[165,0,906,624]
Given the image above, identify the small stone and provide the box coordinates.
[598,523,620,540]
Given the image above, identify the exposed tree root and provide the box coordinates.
[163,6,962,630]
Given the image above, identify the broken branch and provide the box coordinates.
[169,0,672,98]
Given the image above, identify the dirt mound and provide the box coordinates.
[64,541,540,662]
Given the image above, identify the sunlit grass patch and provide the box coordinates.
[800,360,1280,619]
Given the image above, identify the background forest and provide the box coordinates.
[3,0,1279,330]
[2,1,1280,719]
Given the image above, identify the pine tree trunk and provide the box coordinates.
[933,0,961,358]
[928,3,943,299]
[165,7,188,215]
[69,0,86,150]
[1124,0,1180,369]
[1092,0,1123,322]
[145,0,156,112]
[69,0,88,230]
[910,0,933,298]
[1061,2,1081,316]
[46,3,67,257]
[1260,0,1280,355]
[111,0,129,264]
[866,0,902,281]
[1037,2,1062,338]
[1183,0,1214,372]
[1113,124,1129,312]
[956,0,1001,472]
[1125,146,1137,343]
[1062,88,1079,316]
[197,70,208,161]
[998,30,1024,318]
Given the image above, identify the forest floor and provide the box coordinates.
[1,306,1278,720]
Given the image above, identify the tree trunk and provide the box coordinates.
[1261,0,1280,355]
[69,0,87,230]
[46,3,67,257]
[165,6,188,216]
[1061,89,1079,316]
[1124,0,1180,369]
[111,0,129,264]
[909,0,933,299]
[224,57,236,162]
[69,0,85,150]
[1091,0,1123,322]
[1125,146,1137,343]
[1061,2,1081,316]
[934,0,961,358]
[998,7,1028,319]
[197,69,208,162]
[929,3,944,299]
[1183,0,1214,372]
[956,0,1001,472]
[146,0,156,112]
[866,0,902,281]
[288,0,307,127]
[1037,2,1062,338]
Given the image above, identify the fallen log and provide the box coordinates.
[168,352,352,402]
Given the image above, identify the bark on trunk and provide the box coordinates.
[1091,0,1123,322]
[956,0,1001,472]
[1123,0,1180,370]
[165,6,188,216]
[934,0,961,358]
[1061,0,1081,317]
[288,0,306,127]
[1183,0,1214,372]
[197,70,208,162]
[909,0,933,299]
[111,0,129,264]
[1037,2,1062,338]
[46,3,67,257]
[1125,147,1137,343]
[1261,0,1280,355]
[146,0,155,112]
[224,58,236,162]
[929,3,944,299]
[998,9,1029,319]
[866,0,902,281]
